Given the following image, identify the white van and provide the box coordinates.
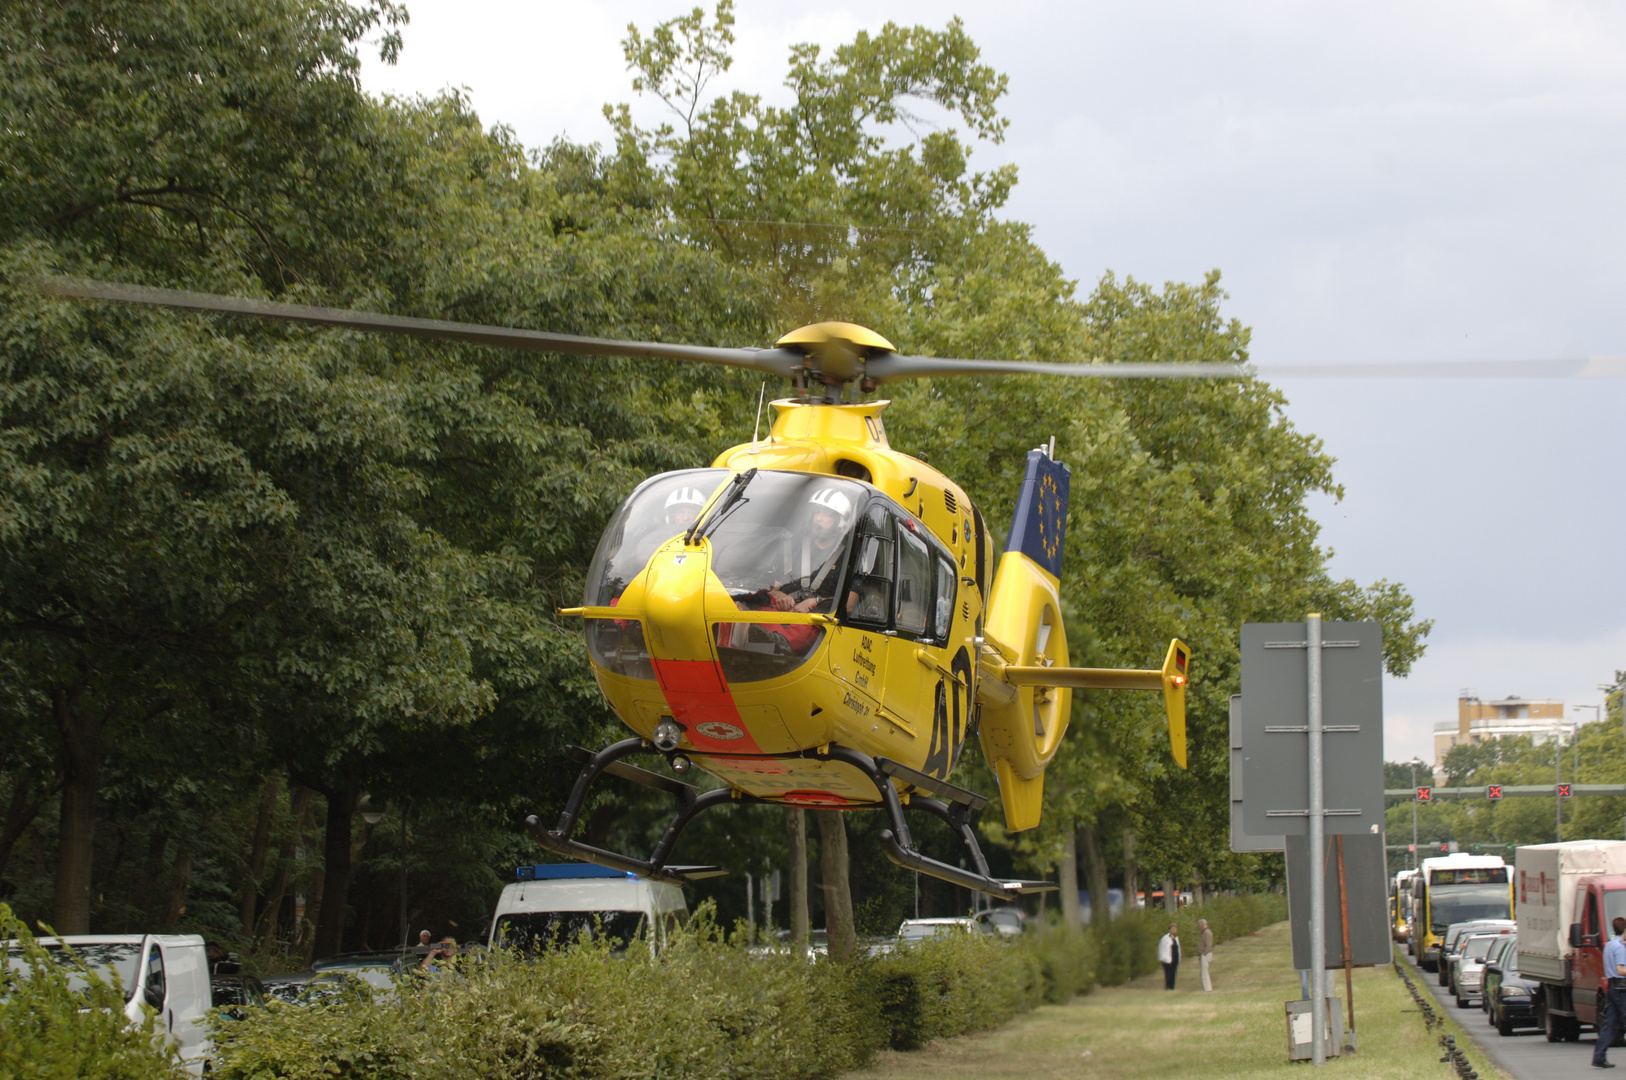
[488,864,687,952]
[6,933,213,1074]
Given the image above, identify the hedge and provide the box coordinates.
[4,895,1283,1080]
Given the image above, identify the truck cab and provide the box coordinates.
[1560,874,1626,1030]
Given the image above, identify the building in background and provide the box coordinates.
[1432,692,1567,770]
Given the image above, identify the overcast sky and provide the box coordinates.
[359,1,1626,765]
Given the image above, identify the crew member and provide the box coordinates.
[1595,915,1626,1068]
[769,489,855,615]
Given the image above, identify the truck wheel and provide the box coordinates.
[1564,1017,1583,1043]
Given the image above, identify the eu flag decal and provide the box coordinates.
[1006,450,1071,579]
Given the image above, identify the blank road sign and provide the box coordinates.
[1239,621,1385,837]
[1230,695,1286,853]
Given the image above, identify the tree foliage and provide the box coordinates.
[0,0,1430,949]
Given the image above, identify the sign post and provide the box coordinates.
[1308,613,1327,1065]
[1240,617,1383,1066]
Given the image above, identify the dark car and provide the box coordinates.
[258,970,314,1004]
[209,973,267,1019]
[1484,947,1541,1036]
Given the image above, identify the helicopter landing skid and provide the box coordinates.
[811,745,1058,898]
[527,737,1055,898]
[524,738,733,886]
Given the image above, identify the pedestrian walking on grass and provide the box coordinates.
[1158,923,1181,990]
[1594,915,1626,1068]
[1198,918,1214,992]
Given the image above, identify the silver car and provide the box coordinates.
[1451,930,1513,1007]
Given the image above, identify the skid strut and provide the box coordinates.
[524,739,731,886]
[528,739,1055,897]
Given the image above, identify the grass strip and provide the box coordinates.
[845,921,1511,1080]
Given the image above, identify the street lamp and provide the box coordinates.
[1409,757,1425,870]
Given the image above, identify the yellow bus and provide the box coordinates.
[1409,854,1513,971]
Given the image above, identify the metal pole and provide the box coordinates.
[1409,760,1419,871]
[399,808,408,953]
[1336,836,1356,1052]
[1557,730,1563,842]
[1308,613,1327,1065]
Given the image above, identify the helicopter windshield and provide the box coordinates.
[707,472,865,616]
[585,469,729,606]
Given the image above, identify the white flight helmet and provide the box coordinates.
[808,488,854,526]
[664,487,708,511]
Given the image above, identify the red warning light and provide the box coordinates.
[1416,786,1432,802]
[1486,784,1502,801]
[1558,783,1572,799]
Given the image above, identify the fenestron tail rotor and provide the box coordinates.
[26,277,1626,389]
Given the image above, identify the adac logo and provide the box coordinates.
[1036,472,1063,561]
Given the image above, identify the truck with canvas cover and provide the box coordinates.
[1514,840,1626,1042]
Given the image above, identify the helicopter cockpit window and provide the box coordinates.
[843,505,894,629]
[708,473,866,683]
[585,469,728,682]
[708,473,864,617]
[585,469,729,606]
[934,558,957,640]
[894,526,932,636]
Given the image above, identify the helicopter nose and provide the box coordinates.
[640,549,715,662]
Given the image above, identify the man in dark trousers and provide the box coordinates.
[1158,922,1181,990]
[1595,915,1626,1068]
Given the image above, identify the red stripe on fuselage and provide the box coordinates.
[651,658,765,754]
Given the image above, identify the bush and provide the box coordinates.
[0,904,183,1080]
[855,932,1043,1050]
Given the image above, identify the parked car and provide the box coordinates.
[896,917,991,942]
[974,908,1026,939]
[3,934,213,1074]
[209,972,267,1019]
[1451,931,1511,1007]
[1438,920,1515,988]
[258,970,313,1004]
[1483,944,1542,1036]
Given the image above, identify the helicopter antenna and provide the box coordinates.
[752,382,767,450]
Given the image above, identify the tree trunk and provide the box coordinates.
[163,847,193,928]
[240,775,280,938]
[1162,877,1178,914]
[310,787,360,960]
[1122,828,1138,912]
[0,774,48,888]
[1080,821,1112,926]
[1193,878,1205,906]
[785,807,810,944]
[1058,824,1081,927]
[815,809,857,961]
[257,784,315,950]
[50,692,102,934]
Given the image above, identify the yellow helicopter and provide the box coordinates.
[35,278,1205,897]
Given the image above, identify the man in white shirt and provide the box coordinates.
[1158,923,1181,990]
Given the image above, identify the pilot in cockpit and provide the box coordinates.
[766,488,857,615]
[663,486,708,530]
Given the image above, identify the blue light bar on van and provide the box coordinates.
[515,864,638,881]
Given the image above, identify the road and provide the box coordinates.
[1400,947,1609,1079]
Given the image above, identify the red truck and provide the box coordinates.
[1514,841,1626,1042]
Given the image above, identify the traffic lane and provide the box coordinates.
[1401,949,1604,1080]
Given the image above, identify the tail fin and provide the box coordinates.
[978,447,1192,833]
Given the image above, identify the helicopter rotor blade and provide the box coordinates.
[868,353,1247,381]
[871,353,1626,381]
[30,278,1626,382]
[29,278,805,379]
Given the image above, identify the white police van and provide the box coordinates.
[488,865,687,952]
